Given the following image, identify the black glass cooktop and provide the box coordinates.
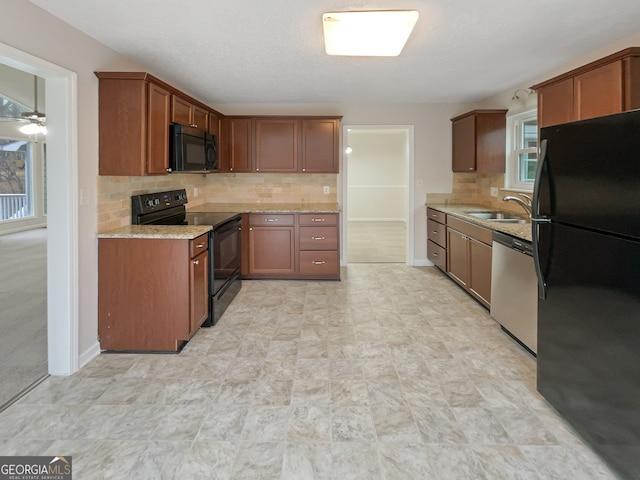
[185,212,242,228]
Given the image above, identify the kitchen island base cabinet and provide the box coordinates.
[98,235,209,352]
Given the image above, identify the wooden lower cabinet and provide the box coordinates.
[468,237,492,307]
[248,225,296,275]
[98,234,209,352]
[446,216,493,309]
[243,212,340,280]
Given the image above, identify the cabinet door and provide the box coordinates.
[301,119,339,173]
[171,95,192,125]
[190,250,209,335]
[255,118,298,172]
[248,226,295,274]
[147,83,171,175]
[574,61,623,121]
[229,118,253,172]
[446,228,468,287]
[468,238,492,308]
[209,111,221,138]
[452,115,476,172]
[192,106,209,131]
[537,78,575,128]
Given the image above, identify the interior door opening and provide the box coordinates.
[342,126,413,264]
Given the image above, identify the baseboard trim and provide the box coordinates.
[414,259,432,267]
[79,341,101,369]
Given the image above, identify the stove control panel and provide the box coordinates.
[131,189,188,223]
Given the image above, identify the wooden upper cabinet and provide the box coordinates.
[209,111,221,139]
[537,77,574,129]
[533,47,640,128]
[574,61,623,121]
[255,118,299,172]
[301,118,339,173]
[451,110,507,173]
[171,95,209,130]
[220,117,253,172]
[96,72,171,176]
[146,83,172,175]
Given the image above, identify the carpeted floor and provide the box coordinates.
[0,227,48,410]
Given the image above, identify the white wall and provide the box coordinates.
[0,0,142,370]
[346,129,407,222]
[215,102,464,264]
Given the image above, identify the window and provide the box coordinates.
[505,110,538,191]
[0,138,34,221]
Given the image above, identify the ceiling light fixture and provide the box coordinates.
[18,76,47,136]
[322,10,419,57]
[509,89,537,114]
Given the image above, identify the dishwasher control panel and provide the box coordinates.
[492,231,533,256]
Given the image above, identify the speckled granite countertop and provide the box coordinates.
[189,202,341,213]
[97,225,212,239]
[426,203,532,242]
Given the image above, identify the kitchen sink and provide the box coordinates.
[465,211,529,223]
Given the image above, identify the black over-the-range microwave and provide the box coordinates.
[169,123,218,173]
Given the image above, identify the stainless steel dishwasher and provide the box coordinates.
[490,231,538,355]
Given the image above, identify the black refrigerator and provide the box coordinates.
[533,109,640,479]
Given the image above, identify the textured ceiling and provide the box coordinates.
[31,0,640,105]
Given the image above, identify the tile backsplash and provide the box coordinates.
[426,173,532,215]
[97,173,337,231]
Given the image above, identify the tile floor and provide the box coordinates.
[347,221,405,263]
[0,264,621,479]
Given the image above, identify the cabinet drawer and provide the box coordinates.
[249,214,295,226]
[299,213,338,226]
[427,207,446,224]
[427,240,446,270]
[427,219,446,248]
[299,226,338,250]
[299,251,339,275]
[446,215,493,245]
[190,233,209,258]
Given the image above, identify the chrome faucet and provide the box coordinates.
[503,194,532,217]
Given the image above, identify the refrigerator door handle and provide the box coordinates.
[532,219,548,299]
[532,138,550,299]
[532,139,548,220]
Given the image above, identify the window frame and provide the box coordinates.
[505,109,538,192]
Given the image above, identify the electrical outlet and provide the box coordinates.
[490,187,499,197]
[323,186,330,195]
[193,187,198,197]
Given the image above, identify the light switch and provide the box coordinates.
[80,188,91,206]
[490,187,499,197]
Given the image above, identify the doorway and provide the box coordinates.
[0,43,78,407]
[342,126,413,264]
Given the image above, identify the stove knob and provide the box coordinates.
[144,199,153,207]
[154,198,160,206]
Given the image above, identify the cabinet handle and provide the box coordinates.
[249,227,253,231]
[196,243,205,248]
[312,261,326,265]
[311,218,325,222]
[431,213,437,218]
[312,236,325,240]
[265,218,278,222]
[193,260,199,265]
[432,253,439,257]
[432,231,439,235]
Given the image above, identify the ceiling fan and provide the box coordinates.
[0,76,47,135]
